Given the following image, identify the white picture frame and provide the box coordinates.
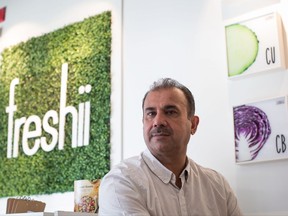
[233,95,288,164]
[225,12,286,79]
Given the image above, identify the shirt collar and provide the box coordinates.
[141,149,190,184]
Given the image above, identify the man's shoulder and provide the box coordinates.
[188,158,226,184]
[115,154,143,170]
[103,153,147,179]
[101,153,152,191]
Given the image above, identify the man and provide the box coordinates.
[99,78,243,216]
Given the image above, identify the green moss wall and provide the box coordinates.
[0,11,111,197]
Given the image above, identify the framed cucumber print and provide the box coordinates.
[225,12,286,78]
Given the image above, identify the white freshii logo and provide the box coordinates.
[6,63,91,158]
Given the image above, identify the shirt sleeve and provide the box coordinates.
[98,168,150,216]
[222,175,244,216]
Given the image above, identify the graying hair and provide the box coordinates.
[142,78,195,117]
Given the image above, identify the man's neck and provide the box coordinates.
[157,153,188,178]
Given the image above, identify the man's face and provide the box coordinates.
[142,88,199,158]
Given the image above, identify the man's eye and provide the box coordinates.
[147,112,156,117]
[166,110,177,115]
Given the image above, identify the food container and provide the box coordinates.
[74,179,101,213]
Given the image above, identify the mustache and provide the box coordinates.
[150,126,172,136]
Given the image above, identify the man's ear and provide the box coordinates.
[191,115,199,135]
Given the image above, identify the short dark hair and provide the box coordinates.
[142,78,195,117]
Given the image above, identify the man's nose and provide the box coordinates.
[153,113,167,127]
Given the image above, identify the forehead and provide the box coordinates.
[144,88,187,108]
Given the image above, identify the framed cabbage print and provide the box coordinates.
[225,12,286,78]
[233,96,288,164]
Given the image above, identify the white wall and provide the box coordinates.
[1,0,288,215]
[222,0,288,215]
[122,0,237,183]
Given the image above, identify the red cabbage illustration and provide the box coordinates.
[233,105,271,161]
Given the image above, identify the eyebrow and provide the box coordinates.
[144,107,155,113]
[144,105,179,112]
[164,105,178,110]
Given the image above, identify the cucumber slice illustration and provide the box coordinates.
[225,24,259,77]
